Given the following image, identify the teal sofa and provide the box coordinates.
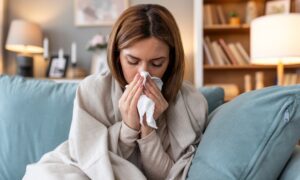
[0,75,299,180]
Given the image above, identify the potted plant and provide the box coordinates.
[228,11,241,26]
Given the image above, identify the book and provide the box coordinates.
[244,74,252,92]
[216,5,226,24]
[203,39,214,65]
[205,37,218,65]
[203,5,208,26]
[212,41,225,65]
[216,42,231,65]
[283,73,292,86]
[291,73,298,85]
[228,43,246,65]
[211,5,219,25]
[206,5,213,26]
[218,39,238,65]
[235,42,250,64]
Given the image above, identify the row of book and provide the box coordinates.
[204,4,227,26]
[205,83,239,101]
[203,36,250,66]
[283,73,300,86]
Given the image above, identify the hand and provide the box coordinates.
[119,74,144,131]
[144,77,169,121]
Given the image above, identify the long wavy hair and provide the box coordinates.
[107,4,185,103]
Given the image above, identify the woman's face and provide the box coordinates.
[119,37,170,83]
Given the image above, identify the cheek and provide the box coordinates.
[119,59,138,83]
[151,62,169,78]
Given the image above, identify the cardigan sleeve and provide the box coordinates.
[118,121,139,159]
[137,130,174,180]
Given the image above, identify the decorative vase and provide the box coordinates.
[90,49,109,75]
[229,17,241,25]
[246,1,258,24]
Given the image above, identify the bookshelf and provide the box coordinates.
[199,0,300,100]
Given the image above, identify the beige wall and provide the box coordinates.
[5,0,194,82]
[0,0,5,74]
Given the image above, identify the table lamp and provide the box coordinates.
[5,20,43,77]
[251,14,300,86]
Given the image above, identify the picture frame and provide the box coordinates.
[265,0,291,15]
[46,55,69,78]
[74,0,129,26]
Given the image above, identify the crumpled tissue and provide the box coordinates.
[137,71,163,129]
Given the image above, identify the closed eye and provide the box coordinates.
[127,60,138,65]
[152,63,163,67]
[127,56,139,65]
[151,59,164,67]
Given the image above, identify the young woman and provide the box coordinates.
[23,4,207,180]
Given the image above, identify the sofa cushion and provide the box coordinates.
[279,145,300,180]
[0,75,78,180]
[188,85,300,180]
[198,86,224,114]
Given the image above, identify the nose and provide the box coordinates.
[139,62,148,72]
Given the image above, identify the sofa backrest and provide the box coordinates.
[198,86,224,114]
[0,75,224,180]
[0,75,77,180]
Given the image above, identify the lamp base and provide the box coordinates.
[17,55,33,77]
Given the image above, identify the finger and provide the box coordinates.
[144,90,162,121]
[129,82,144,116]
[145,82,162,101]
[124,73,140,95]
[146,77,164,99]
[144,87,162,106]
[126,77,144,104]
[130,84,143,108]
[147,76,161,92]
[145,86,168,110]
[123,74,141,102]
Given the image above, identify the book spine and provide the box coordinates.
[219,39,238,65]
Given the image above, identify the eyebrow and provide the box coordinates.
[127,54,166,61]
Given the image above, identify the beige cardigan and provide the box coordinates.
[23,73,208,180]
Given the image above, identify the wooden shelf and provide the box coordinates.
[200,0,300,99]
[204,65,300,70]
[204,24,250,33]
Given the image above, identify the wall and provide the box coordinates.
[0,0,5,74]
[5,0,194,82]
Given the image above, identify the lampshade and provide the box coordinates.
[251,14,300,65]
[6,20,43,54]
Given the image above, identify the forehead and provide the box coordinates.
[121,37,169,58]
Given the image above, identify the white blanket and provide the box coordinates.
[23,73,207,180]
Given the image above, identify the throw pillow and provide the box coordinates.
[188,85,300,180]
[0,75,78,180]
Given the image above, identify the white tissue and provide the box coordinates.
[137,71,163,129]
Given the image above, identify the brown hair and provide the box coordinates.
[107,4,184,103]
